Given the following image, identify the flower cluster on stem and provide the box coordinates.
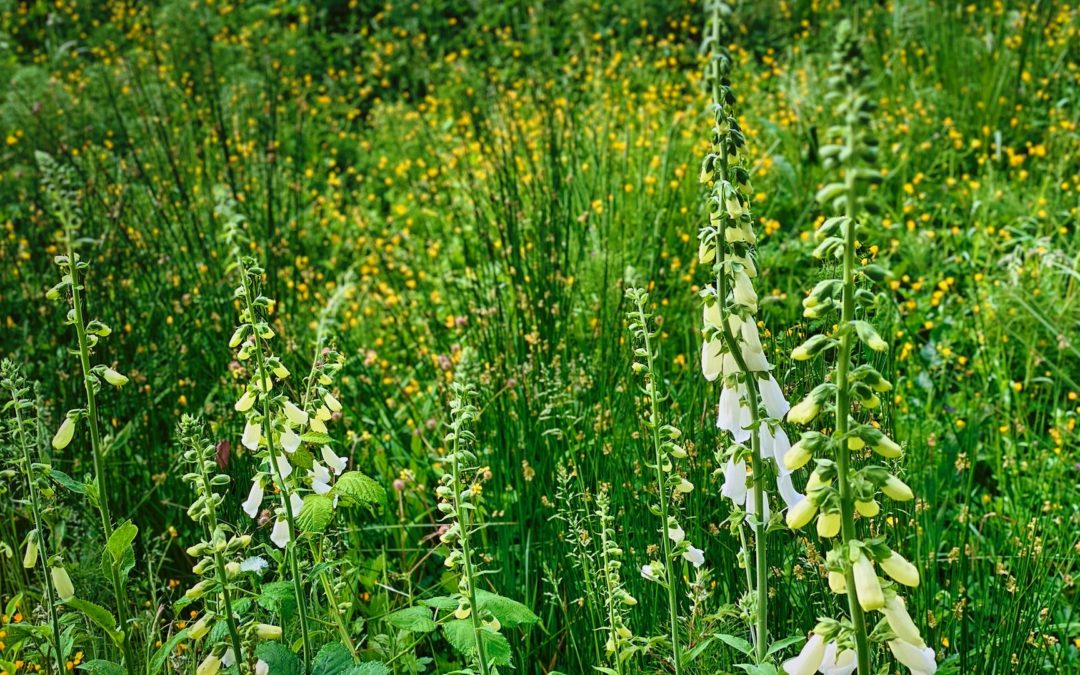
[698,1,801,663]
[625,287,702,675]
[781,20,935,675]
[595,487,637,674]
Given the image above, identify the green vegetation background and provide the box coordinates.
[0,0,1076,672]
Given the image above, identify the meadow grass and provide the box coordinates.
[0,1,1077,673]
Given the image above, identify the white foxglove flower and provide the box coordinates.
[52,416,77,450]
[776,472,805,509]
[309,416,328,434]
[197,654,221,675]
[321,445,347,475]
[282,400,308,426]
[270,518,290,549]
[102,367,128,387]
[888,639,937,674]
[782,633,826,675]
[721,458,748,505]
[324,392,342,412]
[759,425,791,473]
[758,375,790,417]
[882,595,925,647]
[235,389,256,412]
[310,462,332,495]
[275,453,293,480]
[732,269,757,310]
[675,478,694,494]
[255,660,269,675]
[290,492,304,516]
[853,553,885,611]
[667,522,685,544]
[242,479,264,518]
[819,640,857,675]
[717,383,752,442]
[221,649,235,668]
[280,426,301,453]
[241,419,261,450]
[881,551,920,587]
[640,562,662,582]
[745,488,771,522]
[683,544,705,569]
[702,335,723,382]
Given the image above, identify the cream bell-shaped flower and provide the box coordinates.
[274,453,293,480]
[290,492,304,516]
[270,518,290,549]
[683,544,705,569]
[853,553,885,611]
[776,472,805,509]
[882,595,925,648]
[241,419,261,450]
[732,269,758,311]
[881,551,920,587]
[310,461,333,495]
[282,399,308,426]
[242,478,264,518]
[782,633,826,675]
[321,445,347,475]
[280,426,301,453]
[888,639,937,675]
[786,496,818,530]
[720,458,748,505]
[818,640,857,675]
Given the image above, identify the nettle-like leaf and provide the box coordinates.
[66,599,121,646]
[257,581,297,622]
[333,471,385,506]
[289,448,315,471]
[301,431,333,445]
[347,663,390,675]
[311,642,354,675]
[297,494,334,533]
[255,642,302,675]
[77,660,125,675]
[475,589,540,628]
[385,606,438,633]
[442,620,513,667]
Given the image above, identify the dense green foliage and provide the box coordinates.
[1,0,1077,673]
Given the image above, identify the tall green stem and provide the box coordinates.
[836,128,872,675]
[450,433,490,675]
[7,384,64,673]
[635,306,683,675]
[62,220,136,669]
[238,264,312,664]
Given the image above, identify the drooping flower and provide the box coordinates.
[683,545,705,569]
[52,415,77,450]
[818,640,857,675]
[888,639,937,675]
[852,553,885,611]
[280,426,301,453]
[241,419,261,450]
[270,518,290,549]
[880,551,920,587]
[310,462,333,494]
[321,445,347,475]
[282,399,308,426]
[882,595,925,648]
[781,633,826,675]
[242,478,264,518]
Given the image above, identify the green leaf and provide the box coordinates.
[300,431,333,445]
[385,606,437,633]
[66,599,121,646]
[288,448,315,471]
[49,468,88,494]
[255,642,302,675]
[736,663,778,675]
[442,620,512,667]
[713,632,753,656]
[296,494,335,533]
[78,660,125,675]
[257,581,297,622]
[419,595,458,611]
[332,471,385,506]
[475,589,539,628]
[345,663,390,675]
[766,634,806,656]
[311,642,354,675]
[105,520,138,565]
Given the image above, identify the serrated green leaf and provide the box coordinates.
[296,493,334,533]
[257,581,297,622]
[419,595,459,610]
[346,663,390,675]
[78,660,125,675]
[475,589,539,628]
[255,642,302,675]
[49,468,88,494]
[442,619,512,667]
[333,471,385,506]
[288,448,315,471]
[311,642,354,675]
[300,431,333,444]
[385,606,438,633]
[67,599,121,645]
[713,632,753,656]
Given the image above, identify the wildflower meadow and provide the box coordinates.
[0,1,1077,674]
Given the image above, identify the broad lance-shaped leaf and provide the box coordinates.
[76,661,125,675]
[296,494,334,533]
[385,606,438,633]
[441,619,513,667]
[475,589,540,628]
[67,598,122,646]
[333,471,385,506]
[104,520,138,583]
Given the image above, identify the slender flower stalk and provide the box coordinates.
[178,415,252,671]
[782,20,935,675]
[595,488,637,675]
[3,361,64,672]
[698,1,800,663]
[38,151,137,669]
[626,287,703,675]
[439,383,491,675]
